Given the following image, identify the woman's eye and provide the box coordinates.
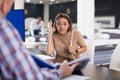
[63,23,67,26]
[56,22,67,26]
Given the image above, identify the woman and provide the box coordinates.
[46,13,87,63]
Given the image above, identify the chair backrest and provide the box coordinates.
[109,43,120,71]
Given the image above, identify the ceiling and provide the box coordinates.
[25,0,76,4]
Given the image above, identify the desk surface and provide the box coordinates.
[26,48,120,80]
[81,64,120,80]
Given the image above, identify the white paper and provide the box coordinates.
[35,54,54,60]
[63,75,90,80]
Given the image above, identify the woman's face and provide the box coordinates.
[56,18,69,35]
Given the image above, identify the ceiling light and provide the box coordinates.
[39,0,43,3]
[26,0,30,2]
[50,0,54,1]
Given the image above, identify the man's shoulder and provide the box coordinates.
[41,21,44,24]
[30,19,35,22]
[30,19,36,25]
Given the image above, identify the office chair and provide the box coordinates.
[109,43,120,71]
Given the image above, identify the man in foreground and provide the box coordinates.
[0,0,79,80]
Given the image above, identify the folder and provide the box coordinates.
[31,54,90,69]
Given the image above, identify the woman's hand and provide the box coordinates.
[68,46,76,54]
[48,20,52,27]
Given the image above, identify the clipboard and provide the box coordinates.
[55,57,90,69]
[68,57,90,69]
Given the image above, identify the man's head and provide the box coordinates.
[0,0,14,18]
[36,17,42,24]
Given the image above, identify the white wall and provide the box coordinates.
[77,0,94,39]
[14,0,24,9]
[77,0,95,64]
[44,4,49,27]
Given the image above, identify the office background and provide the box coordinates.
[95,0,120,28]
[6,0,120,65]
[25,1,77,23]
[7,0,120,41]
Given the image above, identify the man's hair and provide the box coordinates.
[37,17,42,20]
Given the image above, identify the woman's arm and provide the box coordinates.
[76,30,87,54]
[68,30,87,55]
[46,20,55,55]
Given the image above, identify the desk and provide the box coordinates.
[26,48,120,80]
[27,48,46,55]
[81,64,120,80]
[33,34,48,42]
